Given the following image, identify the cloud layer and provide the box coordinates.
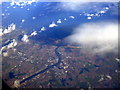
[65,22,118,54]
[1,0,119,2]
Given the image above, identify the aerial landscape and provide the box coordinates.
[1,0,119,89]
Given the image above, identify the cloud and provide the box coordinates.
[40,27,46,31]
[1,39,17,54]
[49,22,58,28]
[58,0,120,2]
[0,23,16,36]
[59,1,118,12]
[60,2,86,11]
[1,0,119,4]
[65,21,118,54]
[30,31,37,36]
[7,39,17,48]
[69,16,75,19]
[57,19,62,24]
[21,34,29,43]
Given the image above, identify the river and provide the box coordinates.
[20,46,61,84]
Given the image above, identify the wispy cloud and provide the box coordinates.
[65,21,118,54]
[59,2,87,11]
[58,1,118,12]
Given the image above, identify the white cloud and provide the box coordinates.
[49,22,58,28]
[21,19,25,23]
[65,22,118,54]
[69,16,75,19]
[0,39,18,54]
[1,0,119,3]
[3,51,8,57]
[59,1,101,12]
[59,0,119,2]
[86,14,94,16]
[87,16,92,19]
[32,17,36,20]
[7,39,17,49]
[21,34,29,43]
[60,2,85,11]
[57,19,62,24]
[0,28,4,36]
[64,18,67,20]
[59,1,118,13]
[0,23,16,36]
[30,31,37,36]
[8,0,37,6]
[115,58,120,62]
[40,27,46,31]
[99,10,106,14]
